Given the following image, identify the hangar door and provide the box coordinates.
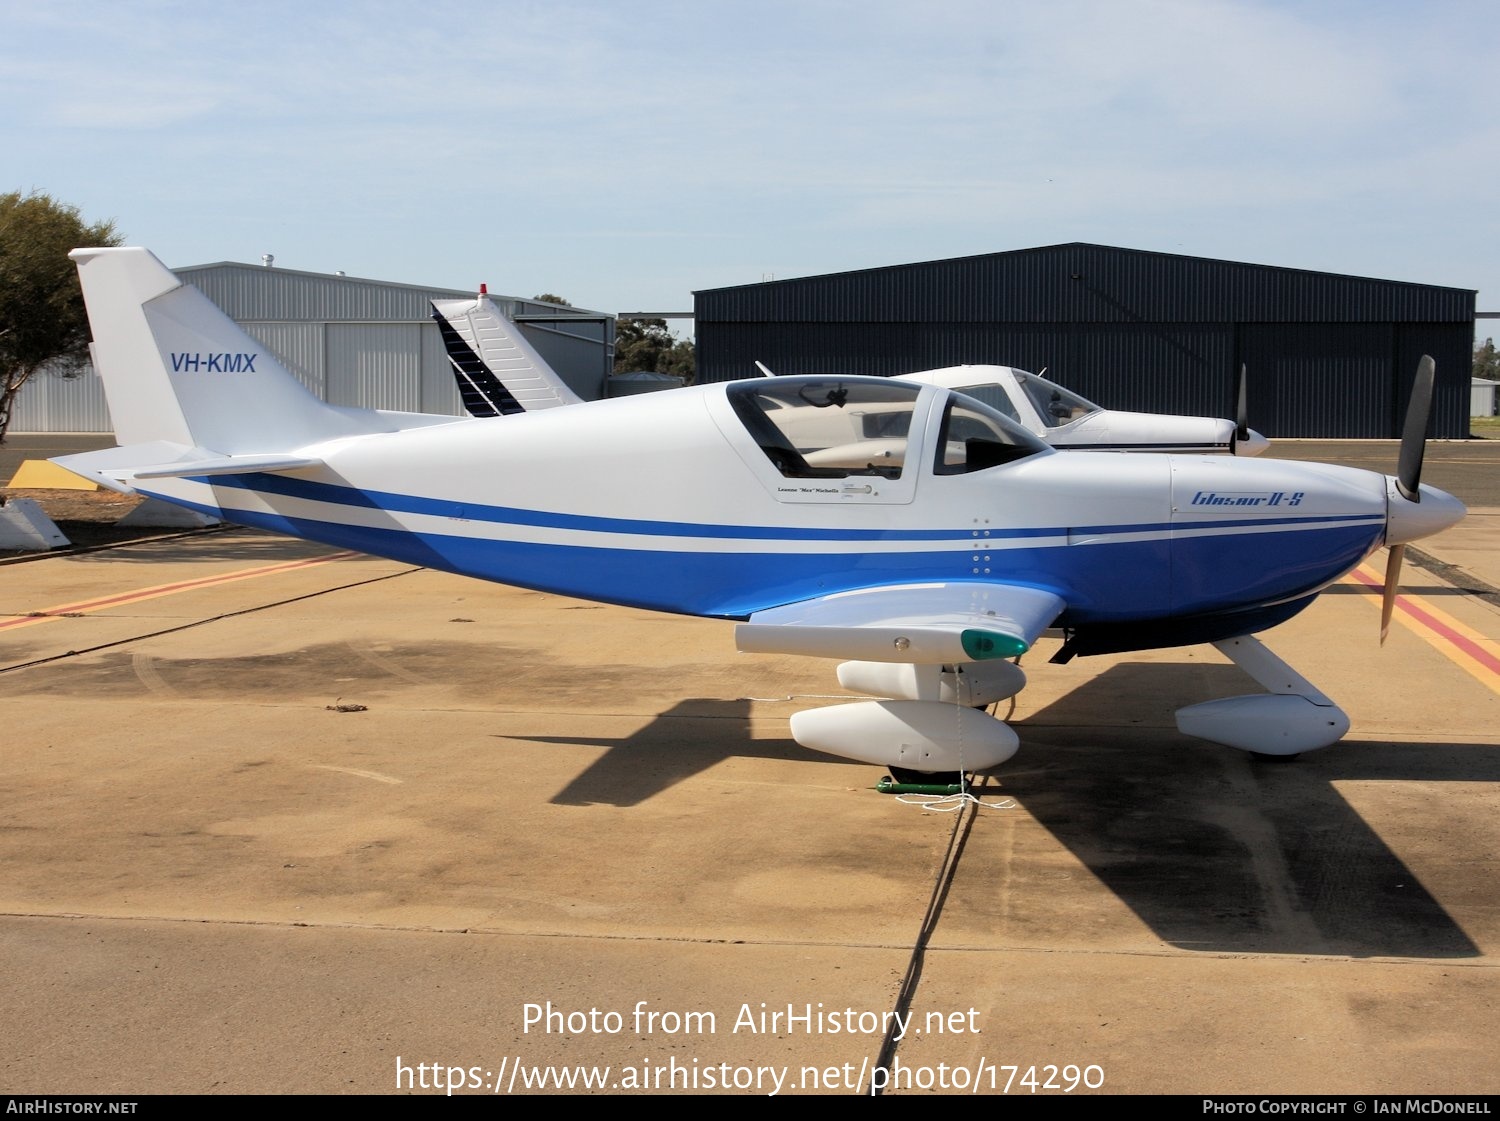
[1235,324,1392,439]
[327,324,422,411]
[326,323,462,415]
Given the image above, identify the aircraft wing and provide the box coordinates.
[734,582,1065,664]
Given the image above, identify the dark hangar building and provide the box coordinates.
[693,243,1475,439]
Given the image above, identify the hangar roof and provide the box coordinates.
[174,260,604,323]
[695,242,1475,325]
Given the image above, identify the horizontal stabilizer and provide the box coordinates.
[52,443,324,490]
[133,453,325,479]
[736,582,1065,664]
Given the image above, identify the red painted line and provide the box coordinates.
[1392,596,1500,676]
[1348,564,1500,678]
[0,551,357,632]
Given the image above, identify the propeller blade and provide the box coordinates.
[1395,355,1435,501]
[1385,359,1430,638]
[1235,363,1249,441]
[1380,543,1405,645]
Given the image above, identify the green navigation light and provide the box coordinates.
[960,628,1027,660]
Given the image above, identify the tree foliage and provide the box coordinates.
[0,190,122,441]
[614,317,694,380]
[531,293,572,306]
[1476,336,1500,382]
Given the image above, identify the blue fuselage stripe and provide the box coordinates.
[154,480,1384,624]
[196,472,1376,544]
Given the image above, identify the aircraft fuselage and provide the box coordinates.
[137,379,1388,631]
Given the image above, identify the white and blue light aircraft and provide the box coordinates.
[56,248,1465,779]
[430,293,1270,455]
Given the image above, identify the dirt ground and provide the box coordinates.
[0,487,191,555]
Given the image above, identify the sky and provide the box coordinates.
[3,0,1497,337]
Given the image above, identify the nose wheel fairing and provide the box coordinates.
[1174,635,1349,755]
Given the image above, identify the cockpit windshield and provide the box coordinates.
[1014,372,1101,429]
[933,393,1048,473]
[943,381,1021,423]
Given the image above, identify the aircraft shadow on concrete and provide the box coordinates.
[1000,664,1490,959]
[52,525,356,567]
[1320,578,1476,599]
[515,667,1492,961]
[506,698,814,809]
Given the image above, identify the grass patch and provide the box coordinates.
[1471,416,1500,439]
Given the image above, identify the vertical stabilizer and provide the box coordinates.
[70,247,377,453]
[431,294,583,416]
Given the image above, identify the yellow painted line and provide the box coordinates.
[1348,563,1500,695]
[0,552,358,633]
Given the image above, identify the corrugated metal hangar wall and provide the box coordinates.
[13,261,614,433]
[694,243,1476,439]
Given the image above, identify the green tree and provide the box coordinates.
[1475,336,1500,381]
[0,190,122,441]
[614,317,694,381]
[532,293,572,306]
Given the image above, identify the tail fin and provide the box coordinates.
[431,294,583,416]
[69,247,395,455]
